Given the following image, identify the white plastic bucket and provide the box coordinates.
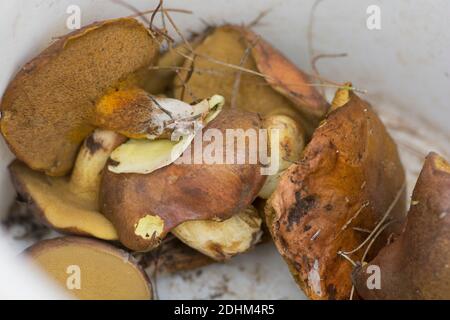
[0,0,448,299]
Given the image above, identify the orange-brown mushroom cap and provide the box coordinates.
[353,152,450,300]
[266,90,406,300]
[173,25,329,136]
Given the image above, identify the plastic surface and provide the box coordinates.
[0,0,448,299]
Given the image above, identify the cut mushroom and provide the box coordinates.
[95,91,223,141]
[172,206,263,261]
[26,236,152,300]
[10,130,125,240]
[0,18,159,176]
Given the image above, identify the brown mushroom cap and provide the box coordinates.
[173,25,329,134]
[265,89,406,300]
[0,18,159,176]
[353,152,450,300]
[100,108,267,252]
[237,26,328,119]
[26,236,152,300]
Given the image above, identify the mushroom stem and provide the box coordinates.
[258,114,305,199]
[171,206,262,261]
[70,130,126,200]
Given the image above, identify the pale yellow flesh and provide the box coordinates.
[330,85,351,111]
[134,215,165,240]
[11,129,122,240]
[109,137,188,174]
[435,154,450,173]
[14,164,117,240]
[172,207,262,261]
[31,244,150,300]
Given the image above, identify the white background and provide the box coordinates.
[0,0,449,299]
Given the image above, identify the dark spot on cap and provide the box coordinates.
[324,204,333,211]
[302,255,309,265]
[293,262,302,272]
[278,235,288,249]
[287,193,316,230]
[303,224,312,232]
[327,284,337,300]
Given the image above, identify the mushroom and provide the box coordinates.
[9,130,125,240]
[171,205,263,261]
[173,25,329,135]
[265,88,406,300]
[100,108,267,252]
[0,18,159,176]
[258,114,305,199]
[141,237,215,274]
[26,236,152,300]
[105,94,225,174]
[142,35,206,95]
[353,152,450,300]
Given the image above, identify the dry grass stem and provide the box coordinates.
[341,180,406,256]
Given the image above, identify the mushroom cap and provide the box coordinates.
[237,26,329,119]
[26,236,152,300]
[353,152,450,300]
[173,25,329,135]
[266,90,406,300]
[1,18,159,176]
[100,108,267,252]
